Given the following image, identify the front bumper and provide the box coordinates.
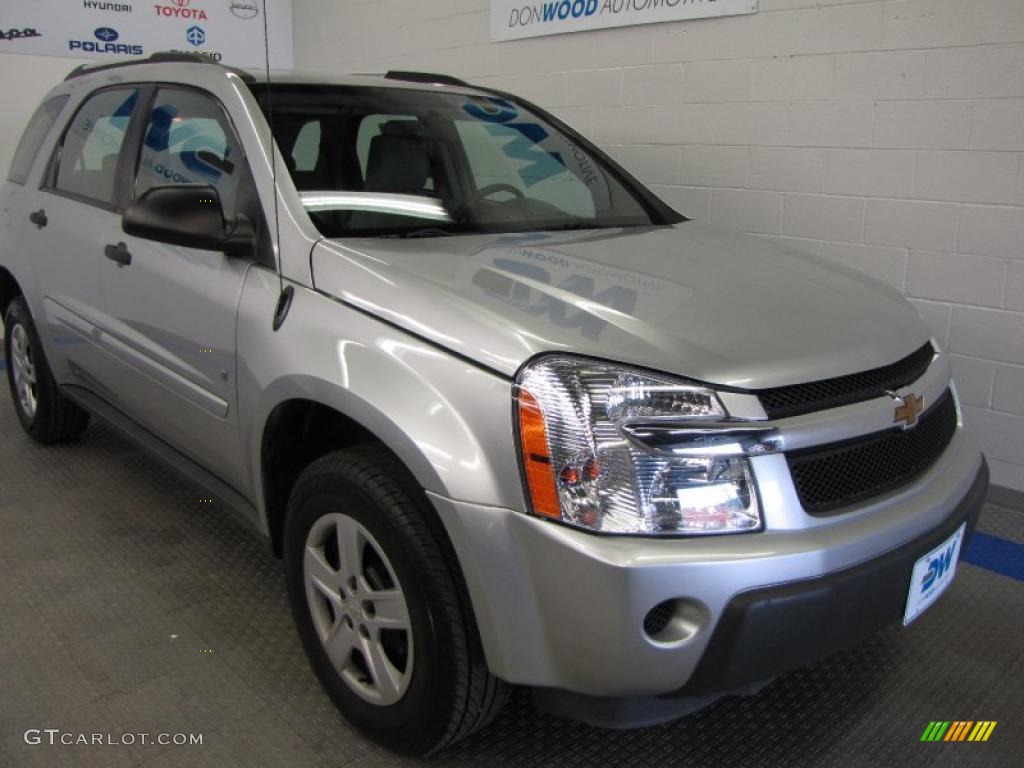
[679,456,986,697]
[430,426,987,709]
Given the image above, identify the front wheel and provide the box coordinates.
[4,296,89,443]
[283,446,508,755]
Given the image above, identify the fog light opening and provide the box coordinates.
[643,600,674,636]
[643,599,708,645]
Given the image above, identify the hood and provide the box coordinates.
[310,223,931,389]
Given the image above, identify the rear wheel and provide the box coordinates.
[4,296,89,443]
[284,445,509,755]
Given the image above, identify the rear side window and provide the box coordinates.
[8,95,69,185]
[53,88,140,206]
[291,120,321,171]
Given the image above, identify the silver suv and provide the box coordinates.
[0,54,988,754]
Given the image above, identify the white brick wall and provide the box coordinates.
[293,0,1024,492]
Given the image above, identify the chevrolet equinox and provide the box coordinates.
[0,54,988,755]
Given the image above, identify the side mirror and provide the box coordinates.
[123,184,255,256]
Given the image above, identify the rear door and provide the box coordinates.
[98,85,256,489]
[26,86,144,396]
[2,94,69,264]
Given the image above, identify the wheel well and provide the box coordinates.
[261,399,493,674]
[0,267,22,319]
[262,399,381,557]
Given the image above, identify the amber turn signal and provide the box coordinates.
[516,389,561,519]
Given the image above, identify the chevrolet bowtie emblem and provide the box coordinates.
[891,391,924,428]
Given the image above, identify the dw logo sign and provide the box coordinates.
[921,543,956,592]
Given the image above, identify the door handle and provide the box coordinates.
[104,242,132,267]
[29,209,47,229]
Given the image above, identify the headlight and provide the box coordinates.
[516,356,762,535]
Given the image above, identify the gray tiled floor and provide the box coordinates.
[975,502,1024,544]
[0,385,1021,767]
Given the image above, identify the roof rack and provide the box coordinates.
[64,52,255,82]
[383,71,471,88]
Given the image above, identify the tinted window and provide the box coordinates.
[291,120,321,171]
[54,88,139,205]
[355,113,432,191]
[135,88,243,218]
[254,86,667,238]
[8,95,69,185]
[455,119,594,218]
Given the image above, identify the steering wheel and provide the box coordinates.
[465,183,525,207]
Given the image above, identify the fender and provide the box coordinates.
[235,267,526,535]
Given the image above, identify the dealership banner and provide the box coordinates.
[0,0,293,69]
[492,0,757,42]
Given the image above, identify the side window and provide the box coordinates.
[135,88,243,218]
[291,120,321,171]
[8,95,69,185]
[53,88,140,205]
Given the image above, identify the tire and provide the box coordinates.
[284,445,509,755]
[4,296,89,443]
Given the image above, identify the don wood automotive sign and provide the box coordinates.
[492,0,757,41]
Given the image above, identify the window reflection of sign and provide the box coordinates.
[140,153,194,185]
[462,96,611,210]
[69,92,137,169]
[144,106,233,182]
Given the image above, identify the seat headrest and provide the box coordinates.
[379,119,426,138]
[365,134,430,194]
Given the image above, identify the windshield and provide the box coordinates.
[251,84,679,238]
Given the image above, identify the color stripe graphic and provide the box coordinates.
[921,721,950,741]
[966,721,998,742]
[920,720,997,742]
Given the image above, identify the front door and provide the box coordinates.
[100,86,255,490]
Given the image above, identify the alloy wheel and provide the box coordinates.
[10,324,37,420]
[304,512,413,706]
